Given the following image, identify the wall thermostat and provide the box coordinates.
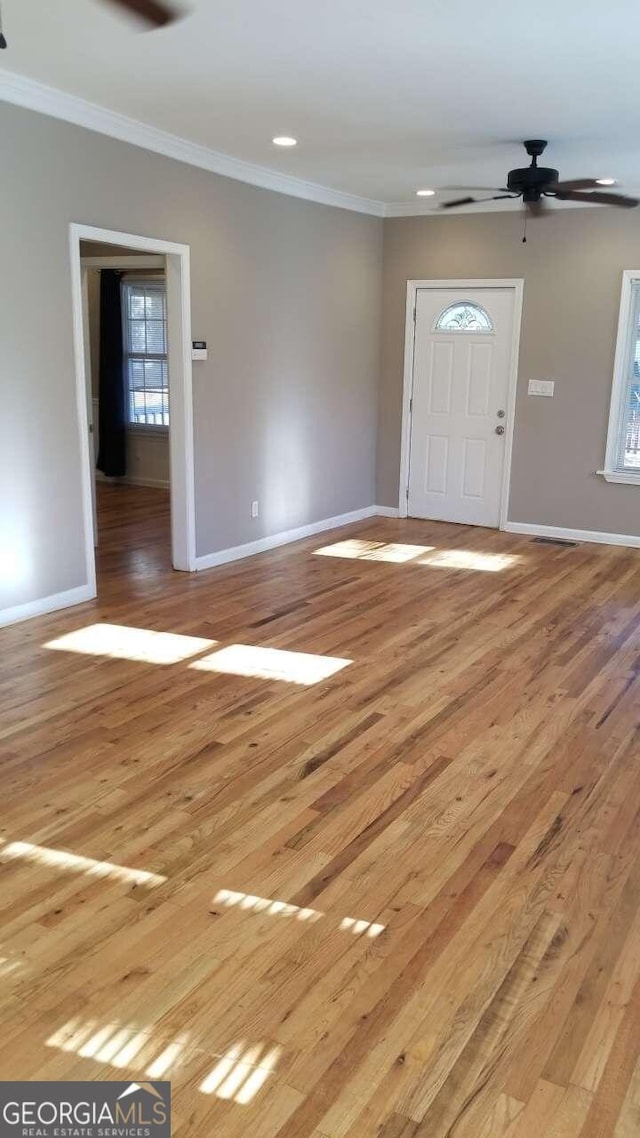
[192,341,208,361]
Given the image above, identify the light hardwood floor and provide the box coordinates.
[1,482,640,1136]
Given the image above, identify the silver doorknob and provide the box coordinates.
[495,425,505,435]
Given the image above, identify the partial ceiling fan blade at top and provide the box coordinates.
[101,0,177,27]
[554,188,639,208]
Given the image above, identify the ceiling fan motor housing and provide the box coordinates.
[507,166,559,198]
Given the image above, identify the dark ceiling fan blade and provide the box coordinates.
[441,197,476,208]
[101,0,177,27]
[552,178,604,192]
[441,194,519,209]
[441,186,510,193]
[554,189,639,208]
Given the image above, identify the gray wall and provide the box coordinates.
[0,102,382,612]
[380,209,640,535]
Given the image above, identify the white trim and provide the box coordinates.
[375,505,400,518]
[0,69,384,218]
[0,585,95,628]
[601,270,640,485]
[194,507,379,571]
[398,279,524,529]
[504,521,640,549]
[165,247,196,570]
[126,477,170,489]
[95,472,170,490]
[81,255,165,269]
[596,469,640,485]
[70,229,98,601]
[70,224,196,582]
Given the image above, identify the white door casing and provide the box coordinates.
[69,224,196,595]
[403,283,522,528]
[81,266,98,547]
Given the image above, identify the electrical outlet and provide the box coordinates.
[251,500,259,519]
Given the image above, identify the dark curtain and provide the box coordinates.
[96,270,126,477]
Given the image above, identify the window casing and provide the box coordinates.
[601,272,640,483]
[122,279,169,429]
[435,301,494,333]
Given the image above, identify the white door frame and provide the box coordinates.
[398,278,524,527]
[69,223,196,594]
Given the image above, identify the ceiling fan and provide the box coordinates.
[442,140,639,213]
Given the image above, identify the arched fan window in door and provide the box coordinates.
[435,302,494,332]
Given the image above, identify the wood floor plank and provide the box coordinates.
[1,483,640,1137]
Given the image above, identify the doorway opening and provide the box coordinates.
[69,225,195,602]
[399,279,523,529]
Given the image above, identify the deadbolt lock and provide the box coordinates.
[497,409,506,418]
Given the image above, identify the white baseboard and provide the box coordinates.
[194,506,380,571]
[95,473,170,490]
[1,506,397,625]
[504,521,640,549]
[124,477,170,490]
[0,584,95,628]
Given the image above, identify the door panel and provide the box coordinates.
[408,287,515,527]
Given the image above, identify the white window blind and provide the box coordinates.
[122,279,169,428]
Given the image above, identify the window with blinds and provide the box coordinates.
[122,279,169,428]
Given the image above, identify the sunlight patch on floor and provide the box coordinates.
[314,538,435,561]
[44,623,217,665]
[212,889,386,940]
[314,540,519,571]
[340,916,385,938]
[314,538,386,559]
[419,550,520,572]
[363,542,435,563]
[191,645,351,686]
[213,889,321,923]
[46,1019,195,1077]
[199,1041,282,1104]
[47,1021,279,1105]
[0,840,166,888]
[0,955,22,978]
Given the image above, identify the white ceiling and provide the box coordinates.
[3,0,640,214]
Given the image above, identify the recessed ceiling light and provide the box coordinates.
[273,136,297,147]
[596,178,616,186]
[416,189,436,197]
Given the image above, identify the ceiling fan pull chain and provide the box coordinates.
[522,210,528,244]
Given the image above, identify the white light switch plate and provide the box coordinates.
[528,379,555,397]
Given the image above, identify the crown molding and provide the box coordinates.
[0,68,386,218]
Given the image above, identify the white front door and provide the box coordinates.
[407,287,516,527]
